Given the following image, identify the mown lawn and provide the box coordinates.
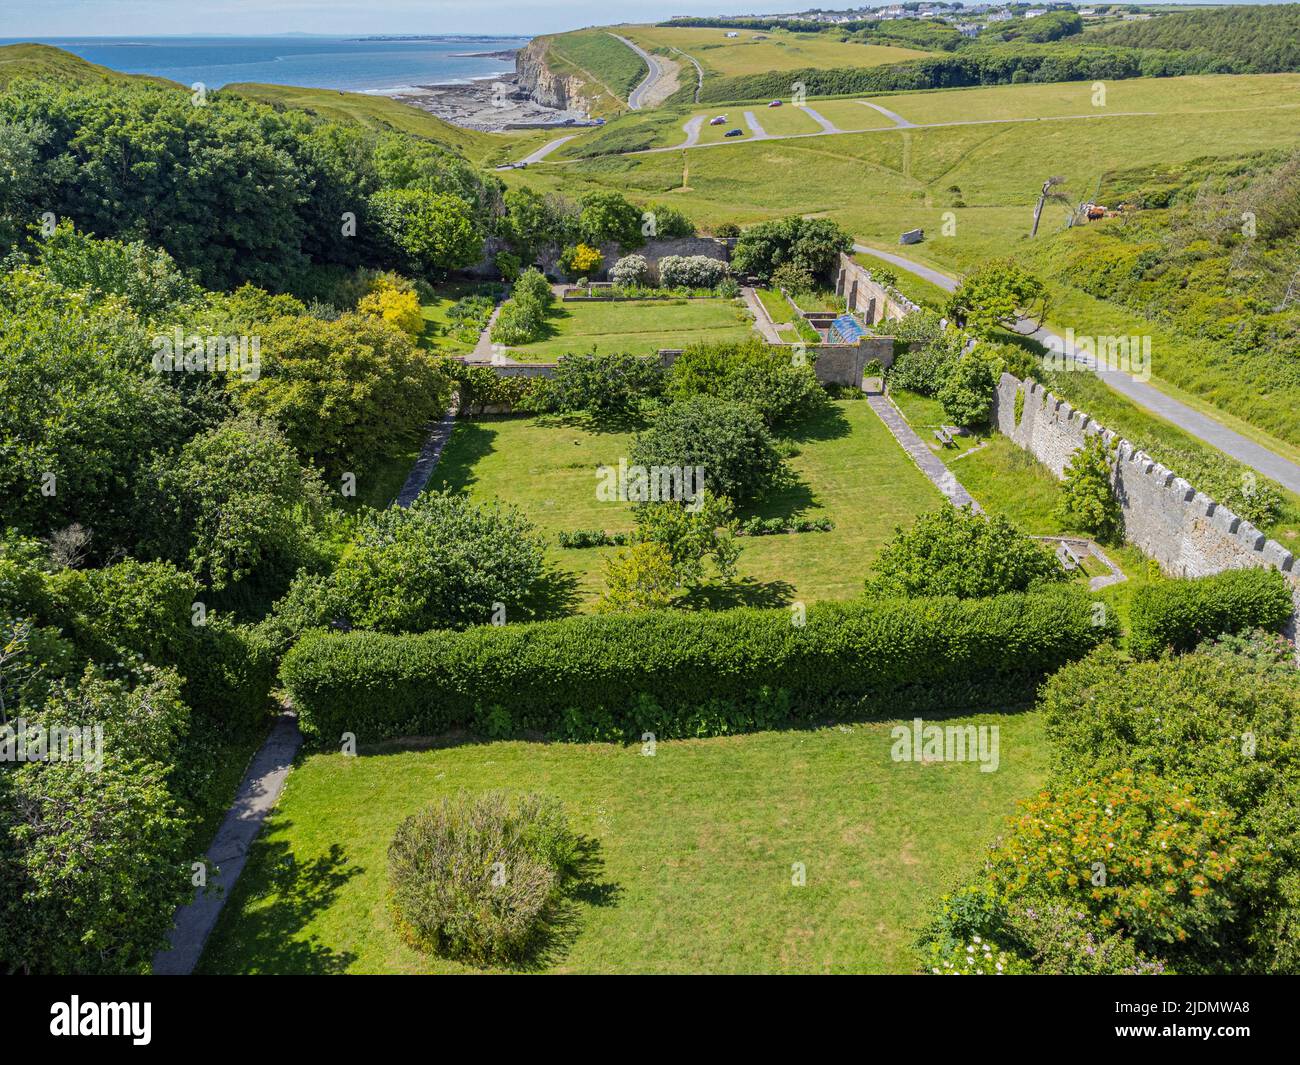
[430,399,942,607]
[199,709,1047,974]
[505,297,756,360]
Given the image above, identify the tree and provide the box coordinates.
[578,190,644,248]
[542,353,665,419]
[227,312,450,478]
[866,508,1066,599]
[357,280,425,340]
[630,396,782,505]
[938,345,1003,428]
[1030,176,1070,238]
[1057,433,1122,541]
[667,339,825,430]
[945,260,1049,336]
[368,187,483,278]
[631,490,740,587]
[730,216,853,284]
[887,310,965,396]
[324,492,549,633]
[141,414,326,591]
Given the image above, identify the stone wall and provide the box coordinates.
[835,253,922,326]
[994,372,1300,636]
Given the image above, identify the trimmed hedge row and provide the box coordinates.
[1128,567,1295,660]
[282,587,1116,745]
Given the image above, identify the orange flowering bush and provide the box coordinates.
[985,770,1251,966]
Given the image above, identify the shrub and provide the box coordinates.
[1128,567,1293,660]
[631,490,740,586]
[512,266,554,310]
[887,311,965,396]
[609,254,650,287]
[559,243,604,280]
[945,259,1049,336]
[448,363,541,416]
[597,541,679,613]
[644,202,696,239]
[281,586,1116,745]
[557,529,628,549]
[866,508,1066,599]
[658,255,728,289]
[356,281,424,339]
[494,251,522,282]
[918,884,1167,976]
[1041,636,1300,972]
[631,396,782,505]
[771,262,815,295]
[489,298,544,345]
[1057,433,1122,540]
[322,492,549,634]
[985,770,1249,972]
[577,190,643,248]
[542,353,665,418]
[667,339,826,430]
[388,791,580,964]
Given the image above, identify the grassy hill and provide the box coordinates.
[0,42,178,89]
[224,82,544,166]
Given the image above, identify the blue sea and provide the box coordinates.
[0,36,531,93]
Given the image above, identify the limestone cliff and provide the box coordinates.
[515,37,595,116]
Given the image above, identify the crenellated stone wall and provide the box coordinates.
[994,372,1300,637]
[835,253,922,326]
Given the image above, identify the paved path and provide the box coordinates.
[396,410,457,507]
[152,712,303,975]
[512,134,577,167]
[470,298,508,361]
[609,33,666,111]
[680,114,704,148]
[857,99,915,128]
[742,286,782,343]
[800,104,842,134]
[853,243,1300,495]
[742,110,770,140]
[867,393,981,512]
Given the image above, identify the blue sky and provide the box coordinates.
[0,0,810,37]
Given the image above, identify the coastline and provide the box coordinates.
[384,67,598,133]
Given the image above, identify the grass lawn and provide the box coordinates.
[805,98,902,132]
[749,104,824,136]
[430,400,943,607]
[198,709,1047,974]
[506,297,756,360]
[619,25,931,79]
[418,281,500,356]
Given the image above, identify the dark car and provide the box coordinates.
[725,128,744,138]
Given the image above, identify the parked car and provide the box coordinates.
[725,128,744,138]
[709,115,727,126]
[768,99,783,108]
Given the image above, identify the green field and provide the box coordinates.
[199,710,1046,974]
[430,400,943,606]
[505,297,756,360]
[747,103,825,136]
[619,24,932,79]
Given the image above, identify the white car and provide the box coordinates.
[709,115,727,126]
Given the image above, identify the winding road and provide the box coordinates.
[852,243,1300,494]
[609,32,669,111]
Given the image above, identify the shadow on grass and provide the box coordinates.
[533,408,649,434]
[203,838,361,974]
[521,563,584,621]
[505,835,622,973]
[783,399,851,444]
[432,421,499,493]
[680,576,796,610]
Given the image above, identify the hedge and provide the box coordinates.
[282,587,1116,745]
[1128,567,1295,660]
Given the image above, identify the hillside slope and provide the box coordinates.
[0,42,179,89]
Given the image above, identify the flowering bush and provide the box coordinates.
[658,254,728,289]
[986,770,1250,969]
[609,254,649,287]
